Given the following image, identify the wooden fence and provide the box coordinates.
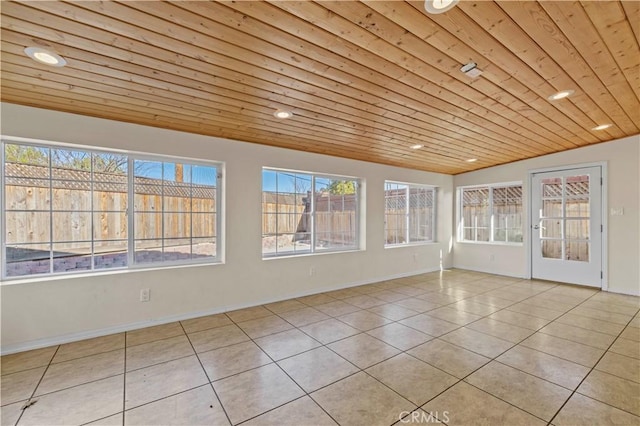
[5,163,216,254]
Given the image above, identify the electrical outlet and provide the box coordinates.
[140,288,150,302]
[413,253,418,262]
[611,208,624,216]
[489,254,495,261]
[309,267,315,276]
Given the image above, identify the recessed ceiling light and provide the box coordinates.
[410,144,424,150]
[273,109,293,119]
[466,158,478,163]
[424,0,459,14]
[24,46,67,67]
[592,124,612,131]
[548,90,574,101]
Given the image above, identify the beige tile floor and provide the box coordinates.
[1,269,639,426]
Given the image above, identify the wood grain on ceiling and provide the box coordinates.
[1,0,638,174]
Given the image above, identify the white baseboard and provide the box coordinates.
[452,264,526,279]
[1,266,440,355]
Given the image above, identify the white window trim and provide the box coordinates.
[261,168,362,258]
[1,137,223,281]
[384,181,438,247]
[457,181,523,246]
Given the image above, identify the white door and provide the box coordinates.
[531,166,602,287]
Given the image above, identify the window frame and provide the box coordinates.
[1,137,223,281]
[457,181,523,246]
[384,181,437,248]
[261,167,361,258]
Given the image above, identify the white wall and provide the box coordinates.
[453,135,640,296]
[0,104,454,353]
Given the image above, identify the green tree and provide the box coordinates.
[328,180,356,195]
[4,144,48,165]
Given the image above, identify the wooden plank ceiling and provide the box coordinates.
[1,1,638,174]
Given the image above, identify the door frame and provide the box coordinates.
[526,162,608,291]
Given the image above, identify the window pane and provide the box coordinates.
[3,140,218,278]
[542,240,562,259]
[461,187,489,242]
[3,142,133,277]
[132,158,217,266]
[409,187,434,243]
[566,198,589,218]
[566,241,589,262]
[134,239,164,264]
[263,169,359,256]
[93,212,127,241]
[314,178,357,250]
[52,212,92,243]
[5,211,51,244]
[385,183,408,245]
[492,186,522,243]
[566,219,589,240]
[5,243,51,277]
[94,238,128,270]
[52,244,92,273]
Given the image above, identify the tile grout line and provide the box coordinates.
[5,271,638,425]
[13,344,60,426]
[229,315,344,426]
[177,320,234,426]
[121,331,127,426]
[547,295,640,424]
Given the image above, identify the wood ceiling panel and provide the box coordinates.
[1,0,638,174]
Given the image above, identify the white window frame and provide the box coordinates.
[1,137,222,281]
[262,167,361,258]
[457,181,523,245]
[384,181,437,247]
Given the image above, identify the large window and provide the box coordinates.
[2,139,220,279]
[459,183,523,244]
[384,182,436,246]
[262,169,360,257]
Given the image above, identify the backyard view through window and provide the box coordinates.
[384,182,436,246]
[460,183,523,243]
[262,169,359,257]
[2,140,220,278]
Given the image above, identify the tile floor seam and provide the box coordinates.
[124,332,186,350]
[13,344,60,426]
[461,380,552,424]
[547,293,640,425]
[517,339,603,369]
[178,321,233,426]
[6,272,638,426]
[121,330,127,426]
[402,349,486,382]
[489,358,585,392]
[46,346,125,368]
[564,309,638,327]
[230,316,343,426]
[572,389,640,419]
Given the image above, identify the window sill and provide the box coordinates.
[456,240,524,247]
[0,260,223,285]
[384,241,438,249]
[262,247,363,260]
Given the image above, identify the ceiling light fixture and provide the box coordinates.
[548,90,574,101]
[592,124,612,131]
[460,62,483,79]
[273,109,293,119]
[24,46,67,67]
[466,158,478,163]
[424,0,459,14]
[410,144,424,150]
